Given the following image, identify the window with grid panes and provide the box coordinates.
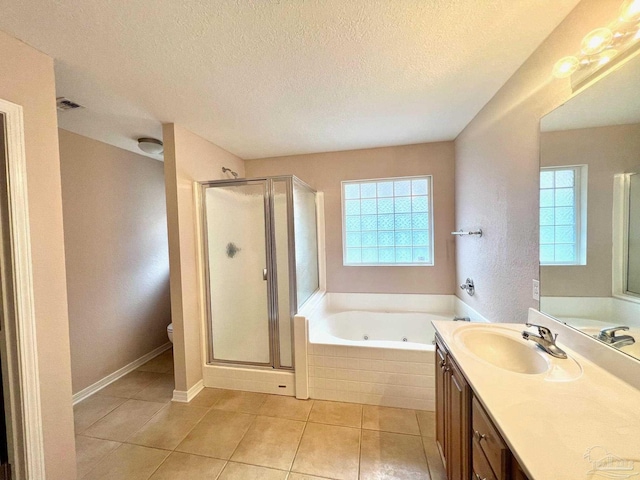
[342,176,433,266]
[539,166,587,265]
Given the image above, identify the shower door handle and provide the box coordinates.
[263,268,267,281]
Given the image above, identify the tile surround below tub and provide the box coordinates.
[308,344,435,410]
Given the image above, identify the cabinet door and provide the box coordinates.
[447,358,471,480]
[435,341,447,466]
[511,456,530,480]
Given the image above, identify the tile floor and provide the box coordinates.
[74,349,446,480]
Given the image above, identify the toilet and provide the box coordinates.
[167,323,173,343]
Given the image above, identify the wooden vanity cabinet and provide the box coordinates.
[435,335,471,480]
[435,334,530,480]
[435,340,447,465]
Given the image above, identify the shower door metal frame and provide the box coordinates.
[199,176,315,371]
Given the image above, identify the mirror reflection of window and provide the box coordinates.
[538,49,640,363]
[539,165,587,266]
[627,172,640,295]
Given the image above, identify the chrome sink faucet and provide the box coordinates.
[522,323,567,359]
[596,326,635,348]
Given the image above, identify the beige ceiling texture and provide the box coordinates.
[0,0,580,160]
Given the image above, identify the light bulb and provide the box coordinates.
[595,49,618,66]
[552,56,580,78]
[620,0,640,23]
[581,27,614,55]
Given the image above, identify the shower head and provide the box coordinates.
[222,167,239,178]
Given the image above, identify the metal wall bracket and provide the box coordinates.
[451,229,482,237]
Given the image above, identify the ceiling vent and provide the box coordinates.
[56,97,84,111]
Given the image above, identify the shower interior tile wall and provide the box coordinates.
[308,344,435,410]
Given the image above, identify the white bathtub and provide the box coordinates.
[301,297,456,411]
[310,310,449,350]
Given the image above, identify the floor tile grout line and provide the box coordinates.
[122,402,212,451]
[357,425,363,480]
[74,436,122,480]
[79,396,171,440]
[114,400,171,446]
[225,411,260,464]
[143,449,172,480]
[288,417,309,474]
[213,460,229,480]
[74,399,126,435]
[218,458,292,475]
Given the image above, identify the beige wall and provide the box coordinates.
[454,0,620,322]
[540,124,640,297]
[59,129,171,394]
[163,123,245,392]
[246,142,456,294]
[0,31,76,478]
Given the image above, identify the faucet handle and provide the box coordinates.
[525,322,553,340]
[598,326,629,339]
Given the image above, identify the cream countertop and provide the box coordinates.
[432,321,640,480]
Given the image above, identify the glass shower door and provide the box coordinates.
[203,181,272,365]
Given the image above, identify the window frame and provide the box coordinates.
[341,175,434,267]
[539,165,588,266]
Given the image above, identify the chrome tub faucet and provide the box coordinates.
[522,323,567,359]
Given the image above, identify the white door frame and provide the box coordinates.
[0,98,45,478]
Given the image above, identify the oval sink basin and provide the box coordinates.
[456,329,549,374]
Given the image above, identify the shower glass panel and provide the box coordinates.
[272,179,293,368]
[200,175,319,371]
[293,179,319,308]
[204,182,272,365]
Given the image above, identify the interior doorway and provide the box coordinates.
[0,112,15,479]
[0,98,46,479]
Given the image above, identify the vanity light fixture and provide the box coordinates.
[552,56,580,78]
[552,0,640,84]
[580,27,613,55]
[137,137,164,155]
[620,0,640,23]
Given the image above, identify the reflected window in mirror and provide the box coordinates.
[539,49,640,364]
[615,170,640,298]
[628,173,640,295]
[539,165,587,266]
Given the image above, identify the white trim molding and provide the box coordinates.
[72,343,172,405]
[0,98,45,479]
[172,379,204,403]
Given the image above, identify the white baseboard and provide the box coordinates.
[72,342,172,405]
[172,379,204,403]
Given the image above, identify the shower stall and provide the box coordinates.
[199,176,319,371]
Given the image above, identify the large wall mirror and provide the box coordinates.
[539,51,640,362]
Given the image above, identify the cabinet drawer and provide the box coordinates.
[472,439,497,480]
[472,397,509,479]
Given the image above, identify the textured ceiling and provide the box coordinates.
[542,55,640,132]
[0,0,581,160]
